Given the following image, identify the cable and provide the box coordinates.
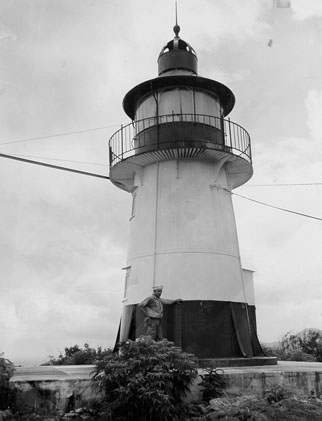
[245,182,322,187]
[233,192,322,222]
[0,152,110,180]
[4,152,108,167]
[2,151,321,221]
[0,124,120,146]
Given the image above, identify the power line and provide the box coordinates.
[0,152,110,180]
[1,151,321,221]
[5,153,322,187]
[245,182,322,187]
[4,155,322,187]
[3,152,321,186]
[233,192,322,222]
[4,152,108,167]
[0,124,121,146]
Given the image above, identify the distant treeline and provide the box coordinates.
[41,343,111,365]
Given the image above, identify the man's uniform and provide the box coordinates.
[138,291,164,341]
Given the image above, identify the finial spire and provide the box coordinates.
[173,1,180,38]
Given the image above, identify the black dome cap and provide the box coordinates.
[158,25,198,75]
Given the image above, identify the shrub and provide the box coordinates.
[263,384,293,403]
[206,395,260,419]
[300,330,322,361]
[262,330,322,362]
[0,354,15,410]
[92,336,198,420]
[206,394,322,420]
[281,331,302,353]
[199,367,226,402]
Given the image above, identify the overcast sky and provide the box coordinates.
[1,0,322,364]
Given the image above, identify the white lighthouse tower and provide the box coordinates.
[109,22,265,360]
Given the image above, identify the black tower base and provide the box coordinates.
[119,300,267,360]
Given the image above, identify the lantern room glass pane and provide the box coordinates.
[136,95,156,120]
[134,88,223,134]
[195,91,221,118]
[136,95,157,133]
[158,88,194,118]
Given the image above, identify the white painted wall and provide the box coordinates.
[242,268,255,305]
[123,159,249,305]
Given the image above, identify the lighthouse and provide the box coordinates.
[109,22,264,360]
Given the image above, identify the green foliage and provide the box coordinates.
[198,367,226,402]
[42,343,111,365]
[206,395,260,419]
[0,354,15,410]
[262,329,322,362]
[300,330,322,361]
[92,336,198,421]
[205,392,322,420]
[263,384,292,403]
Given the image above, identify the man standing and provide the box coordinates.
[138,286,182,341]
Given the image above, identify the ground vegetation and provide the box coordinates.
[263,329,322,362]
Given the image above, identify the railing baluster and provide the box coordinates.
[236,125,239,152]
[108,113,251,167]
[228,118,232,148]
[120,124,124,161]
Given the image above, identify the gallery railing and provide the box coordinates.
[109,113,252,167]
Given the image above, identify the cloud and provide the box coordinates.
[0,288,123,361]
[305,88,322,140]
[0,24,16,41]
[181,0,270,50]
[234,86,322,342]
[291,0,322,20]
[0,155,129,360]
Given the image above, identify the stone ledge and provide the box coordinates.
[198,356,278,368]
[9,362,322,411]
[11,365,94,382]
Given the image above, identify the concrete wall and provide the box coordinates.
[11,378,103,413]
[10,363,322,412]
[187,364,322,402]
[223,370,322,399]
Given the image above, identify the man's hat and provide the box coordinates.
[153,285,163,291]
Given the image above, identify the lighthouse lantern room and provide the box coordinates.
[109,22,264,359]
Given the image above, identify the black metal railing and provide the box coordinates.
[109,113,251,167]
